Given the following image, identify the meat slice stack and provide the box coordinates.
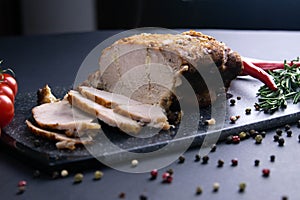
[28,85,170,150]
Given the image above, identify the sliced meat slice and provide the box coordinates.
[67,90,141,134]
[113,104,170,130]
[78,86,141,108]
[25,120,93,150]
[32,100,100,137]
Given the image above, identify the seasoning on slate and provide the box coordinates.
[150,169,158,179]
[245,108,252,115]
[202,155,209,164]
[231,158,238,166]
[230,99,236,106]
[276,128,283,136]
[232,135,241,144]
[196,186,203,195]
[178,155,185,163]
[195,154,201,162]
[131,159,139,167]
[278,138,285,146]
[217,159,224,167]
[74,173,84,183]
[286,130,292,137]
[94,170,103,180]
[262,169,270,177]
[210,144,217,152]
[254,159,260,166]
[239,131,247,140]
[239,182,246,192]
[273,135,280,142]
[61,170,68,178]
[284,124,291,131]
[270,155,275,162]
[213,182,220,192]
[255,134,263,144]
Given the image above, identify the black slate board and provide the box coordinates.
[1,77,300,170]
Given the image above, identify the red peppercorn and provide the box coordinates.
[166,175,173,183]
[232,135,240,144]
[18,180,27,187]
[150,169,158,179]
[162,172,173,183]
[262,168,270,177]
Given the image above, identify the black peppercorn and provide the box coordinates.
[231,158,238,166]
[276,129,283,136]
[226,135,233,144]
[217,159,224,167]
[245,108,251,115]
[284,124,291,131]
[286,130,292,137]
[230,99,236,106]
[278,138,285,146]
[202,155,209,164]
[274,135,280,142]
[210,144,217,152]
[237,96,241,100]
[282,196,288,200]
[195,186,203,195]
[166,168,174,175]
[119,192,126,199]
[254,159,260,166]
[140,194,148,200]
[249,129,258,138]
[195,154,201,162]
[270,155,275,162]
[178,155,185,163]
[260,131,266,138]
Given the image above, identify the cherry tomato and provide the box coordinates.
[0,94,14,128]
[1,73,18,95]
[0,83,14,102]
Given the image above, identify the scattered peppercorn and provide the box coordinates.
[217,159,224,167]
[245,108,252,115]
[131,159,139,167]
[230,115,240,124]
[166,168,174,176]
[282,196,288,200]
[230,99,236,106]
[260,131,266,138]
[226,135,233,144]
[17,180,27,194]
[249,129,258,138]
[74,173,84,183]
[237,96,241,100]
[61,170,68,178]
[270,155,275,162]
[195,154,201,162]
[231,158,238,166]
[18,180,27,187]
[162,172,172,183]
[213,182,220,192]
[150,169,158,179]
[254,159,260,166]
[202,155,209,164]
[119,192,126,199]
[286,130,292,137]
[255,134,263,144]
[210,144,217,152]
[239,182,246,192]
[33,170,41,178]
[278,138,285,146]
[94,170,103,180]
[284,124,291,131]
[239,132,247,140]
[195,186,203,195]
[254,103,260,111]
[140,194,148,200]
[232,135,241,144]
[276,128,283,136]
[178,155,185,163]
[52,171,59,179]
[262,168,270,177]
[273,135,280,142]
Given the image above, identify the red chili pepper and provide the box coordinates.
[243,57,300,71]
[242,59,278,91]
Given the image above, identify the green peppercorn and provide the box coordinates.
[196,186,203,195]
[255,134,263,144]
[239,131,247,140]
[52,171,59,179]
[226,135,233,144]
[239,182,246,192]
[74,173,84,183]
[94,170,103,180]
[249,129,257,138]
[245,108,251,115]
[131,159,139,167]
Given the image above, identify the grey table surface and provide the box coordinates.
[1,29,300,200]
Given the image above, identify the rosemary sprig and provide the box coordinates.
[256,57,300,113]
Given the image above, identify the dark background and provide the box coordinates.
[2,0,300,36]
